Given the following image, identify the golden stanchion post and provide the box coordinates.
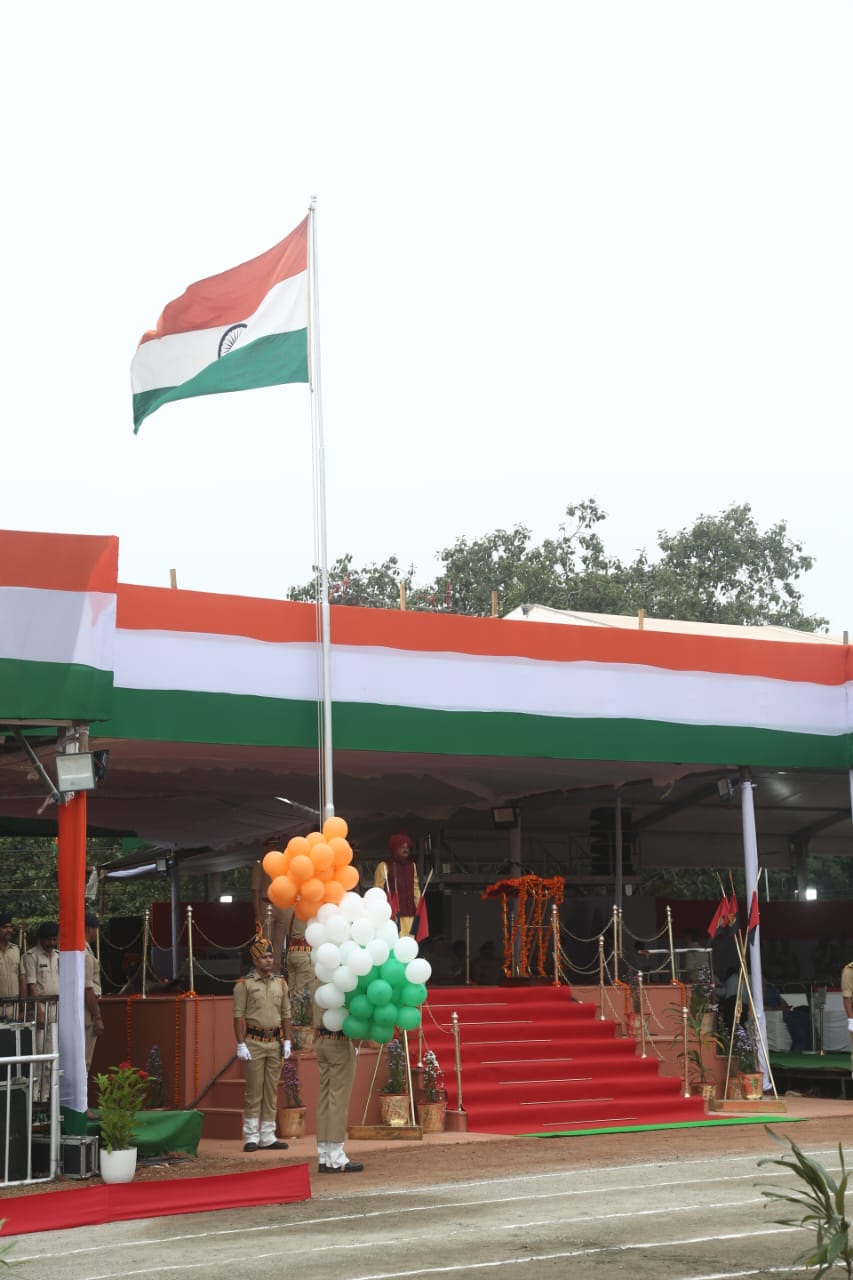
[598,935,606,1019]
[681,1004,691,1097]
[186,905,196,994]
[402,1029,416,1126]
[637,972,647,1058]
[551,903,561,987]
[445,1010,468,1131]
[612,906,619,982]
[666,905,677,984]
[142,908,150,999]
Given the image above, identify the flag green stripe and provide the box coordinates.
[101,687,852,767]
[132,329,308,432]
[0,658,114,721]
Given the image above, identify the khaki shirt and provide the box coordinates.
[232,970,291,1030]
[841,963,853,1003]
[22,944,59,999]
[84,942,101,997]
[0,944,21,1000]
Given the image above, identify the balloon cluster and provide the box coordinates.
[308,888,432,1042]
[262,816,359,922]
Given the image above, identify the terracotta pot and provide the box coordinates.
[738,1072,764,1100]
[379,1094,410,1127]
[416,1100,447,1133]
[291,1026,315,1052]
[278,1106,307,1139]
[100,1146,137,1184]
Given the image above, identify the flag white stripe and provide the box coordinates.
[131,270,308,394]
[59,950,86,1113]
[113,630,849,736]
[0,587,116,670]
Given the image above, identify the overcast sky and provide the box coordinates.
[2,2,850,630]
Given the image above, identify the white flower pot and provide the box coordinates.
[100,1146,138,1184]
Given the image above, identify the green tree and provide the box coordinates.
[287,500,827,631]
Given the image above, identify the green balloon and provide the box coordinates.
[356,972,372,992]
[372,1003,399,1028]
[400,981,428,1007]
[366,978,393,1007]
[342,1015,370,1039]
[370,1022,395,1043]
[348,993,373,1020]
[396,1005,422,1031]
[379,957,407,986]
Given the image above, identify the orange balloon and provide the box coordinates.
[323,816,349,841]
[294,898,316,921]
[310,842,334,872]
[329,837,354,867]
[305,831,325,848]
[334,864,360,891]
[286,836,311,858]
[288,853,314,883]
[299,877,325,903]
[314,865,334,882]
[323,881,345,905]
[268,875,297,908]
[262,850,287,879]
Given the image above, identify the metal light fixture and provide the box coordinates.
[491,806,519,829]
[55,752,97,793]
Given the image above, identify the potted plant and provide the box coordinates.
[671,969,723,1098]
[379,1034,410,1126]
[731,1022,763,1099]
[416,1049,447,1132]
[95,1060,150,1183]
[278,1056,306,1138]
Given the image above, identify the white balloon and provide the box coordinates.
[322,1006,347,1032]
[325,915,351,945]
[331,965,359,992]
[378,921,400,946]
[313,962,337,983]
[316,942,341,971]
[305,922,327,949]
[350,917,376,946]
[405,957,432,984]
[366,938,390,966]
[394,936,419,963]
[317,903,340,924]
[315,982,345,1009]
[363,887,388,910]
[338,939,357,964]
[341,892,366,921]
[346,947,374,977]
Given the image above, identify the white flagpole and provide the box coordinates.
[308,196,334,819]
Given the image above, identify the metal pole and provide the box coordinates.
[452,1012,464,1112]
[186,906,195,995]
[740,772,768,1085]
[142,909,150,999]
[666,905,677,984]
[637,973,647,1058]
[550,903,561,986]
[598,935,606,1019]
[681,1004,691,1097]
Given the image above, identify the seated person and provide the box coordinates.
[764,977,810,1052]
[473,940,504,985]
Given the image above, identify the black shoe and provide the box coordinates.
[341,1161,364,1172]
[243,1142,259,1152]
[318,1163,334,1173]
[260,1140,289,1150]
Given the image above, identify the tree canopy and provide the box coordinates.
[288,500,827,630]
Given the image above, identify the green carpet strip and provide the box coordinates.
[524,1115,805,1138]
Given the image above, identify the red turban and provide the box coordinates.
[388,833,412,856]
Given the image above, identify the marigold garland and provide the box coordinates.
[482,876,566,980]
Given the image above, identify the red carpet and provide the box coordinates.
[424,986,707,1133]
[0,1164,311,1236]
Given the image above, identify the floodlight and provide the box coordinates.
[55,752,96,793]
[491,806,519,829]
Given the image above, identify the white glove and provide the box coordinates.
[236,1042,252,1061]
[282,1039,292,1059]
[847,1018,853,1033]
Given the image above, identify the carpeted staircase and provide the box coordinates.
[421,985,707,1134]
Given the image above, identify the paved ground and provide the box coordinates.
[7,1098,853,1280]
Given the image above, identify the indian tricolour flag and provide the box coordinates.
[131,218,309,433]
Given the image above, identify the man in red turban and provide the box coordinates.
[373,833,420,936]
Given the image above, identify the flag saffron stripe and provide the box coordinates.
[0,532,118,594]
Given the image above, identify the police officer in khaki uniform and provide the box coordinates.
[0,913,24,1017]
[83,911,103,1071]
[23,921,60,1100]
[232,935,293,1152]
[313,980,363,1173]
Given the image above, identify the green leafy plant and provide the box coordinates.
[382,1035,408,1095]
[759,1129,853,1277]
[421,1050,445,1103]
[731,1021,758,1074]
[95,1061,149,1153]
[281,1057,303,1109]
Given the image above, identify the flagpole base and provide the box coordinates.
[445,1109,468,1132]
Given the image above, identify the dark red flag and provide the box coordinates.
[747,890,759,945]
[707,897,725,939]
[413,895,430,942]
[725,892,740,936]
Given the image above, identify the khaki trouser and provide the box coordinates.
[315,1035,356,1144]
[243,1037,281,1123]
[286,951,314,1003]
